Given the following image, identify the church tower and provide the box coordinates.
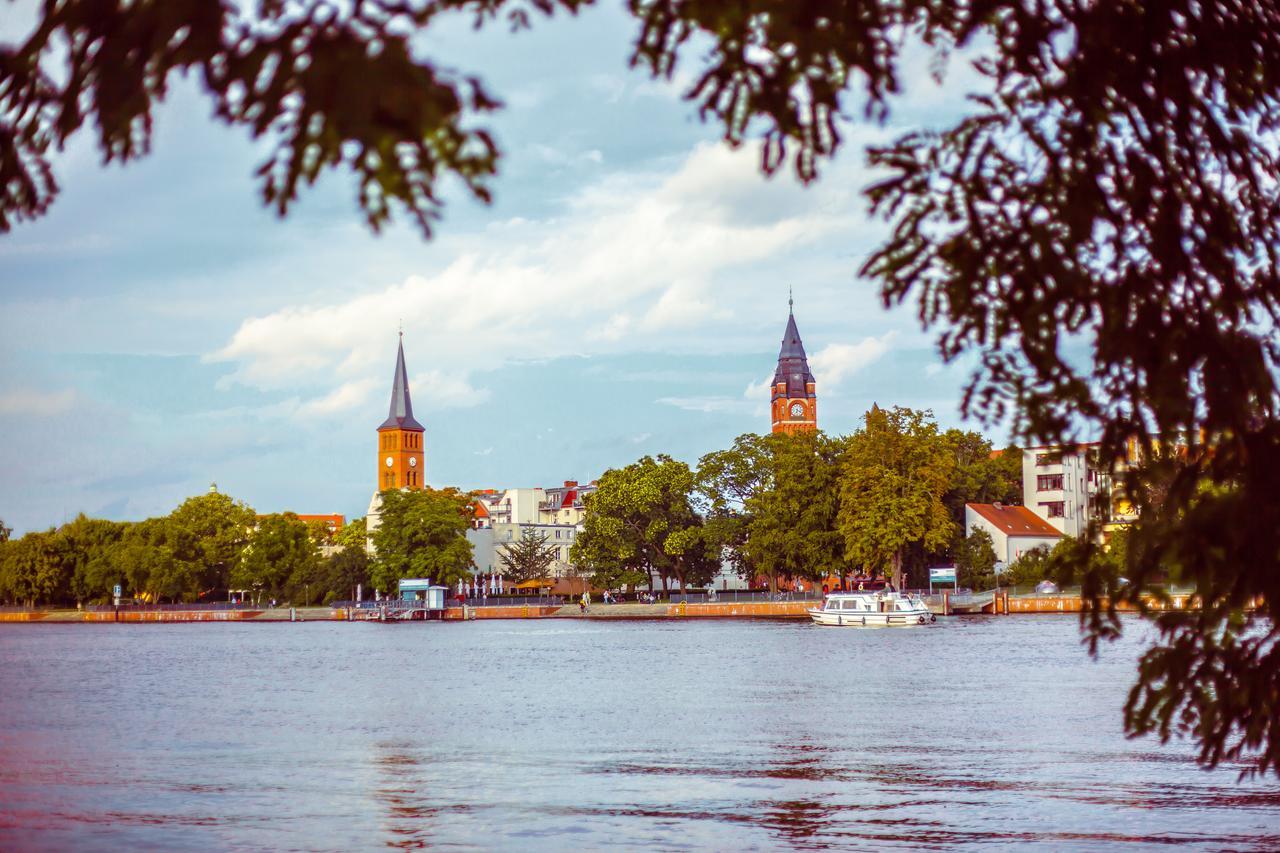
[770,294,817,433]
[376,333,426,491]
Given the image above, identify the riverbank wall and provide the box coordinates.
[0,594,1229,623]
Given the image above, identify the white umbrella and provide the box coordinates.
[490,575,497,594]
[457,578,463,595]
[497,574,504,593]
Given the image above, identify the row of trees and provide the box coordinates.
[0,485,484,608]
[0,492,372,607]
[572,406,1022,593]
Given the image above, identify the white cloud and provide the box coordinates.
[809,333,896,389]
[296,379,379,417]
[0,388,76,417]
[411,371,491,410]
[209,141,865,419]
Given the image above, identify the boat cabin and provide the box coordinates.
[825,594,919,614]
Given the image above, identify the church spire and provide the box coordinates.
[770,293,817,434]
[379,333,424,431]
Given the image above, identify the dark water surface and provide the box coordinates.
[2,616,1278,851]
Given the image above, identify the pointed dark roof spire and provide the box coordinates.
[379,334,424,431]
[773,293,814,393]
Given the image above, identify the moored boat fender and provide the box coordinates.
[918,614,926,624]
[930,614,937,623]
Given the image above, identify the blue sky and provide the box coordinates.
[0,6,1003,535]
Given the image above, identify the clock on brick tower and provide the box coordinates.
[770,295,817,434]
[376,333,425,491]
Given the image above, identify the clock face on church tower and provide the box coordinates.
[385,456,394,467]
[790,403,804,417]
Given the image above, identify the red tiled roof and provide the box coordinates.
[967,503,1062,538]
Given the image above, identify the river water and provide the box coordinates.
[1,616,1278,851]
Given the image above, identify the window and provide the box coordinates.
[1039,501,1065,517]
[384,472,393,489]
[1037,474,1063,491]
[1035,451,1062,466]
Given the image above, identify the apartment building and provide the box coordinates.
[1021,445,1109,538]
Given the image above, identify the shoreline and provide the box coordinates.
[0,593,1213,623]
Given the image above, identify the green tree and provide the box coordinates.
[234,513,319,604]
[336,517,368,552]
[694,433,772,581]
[58,514,127,604]
[370,488,474,594]
[573,455,712,594]
[743,430,847,592]
[105,518,180,603]
[840,406,957,590]
[942,432,1022,525]
[319,548,371,604]
[1004,545,1054,590]
[955,530,998,592]
[497,530,559,583]
[0,531,65,607]
[166,490,256,599]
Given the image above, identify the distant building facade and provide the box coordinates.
[1020,445,1111,538]
[467,479,599,578]
[965,502,1064,564]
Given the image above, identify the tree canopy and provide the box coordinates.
[840,406,956,590]
[572,454,716,593]
[741,430,846,592]
[369,487,475,594]
[232,512,319,603]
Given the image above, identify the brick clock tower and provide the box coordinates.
[376,333,425,491]
[770,295,817,434]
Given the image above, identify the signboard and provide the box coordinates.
[113,584,122,597]
[928,567,957,584]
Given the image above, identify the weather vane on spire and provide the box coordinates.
[398,318,403,338]
[789,285,794,313]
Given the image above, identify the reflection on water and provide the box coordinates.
[1,618,1279,850]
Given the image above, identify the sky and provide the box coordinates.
[0,5,1005,535]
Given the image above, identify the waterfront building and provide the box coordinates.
[1020,444,1111,537]
[467,522,582,577]
[770,294,817,434]
[366,334,426,547]
[467,480,597,578]
[964,502,1064,565]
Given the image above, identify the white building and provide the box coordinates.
[965,502,1064,564]
[468,522,582,578]
[1021,445,1109,538]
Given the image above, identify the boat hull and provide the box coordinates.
[807,607,935,627]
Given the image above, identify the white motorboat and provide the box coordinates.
[808,591,937,627]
